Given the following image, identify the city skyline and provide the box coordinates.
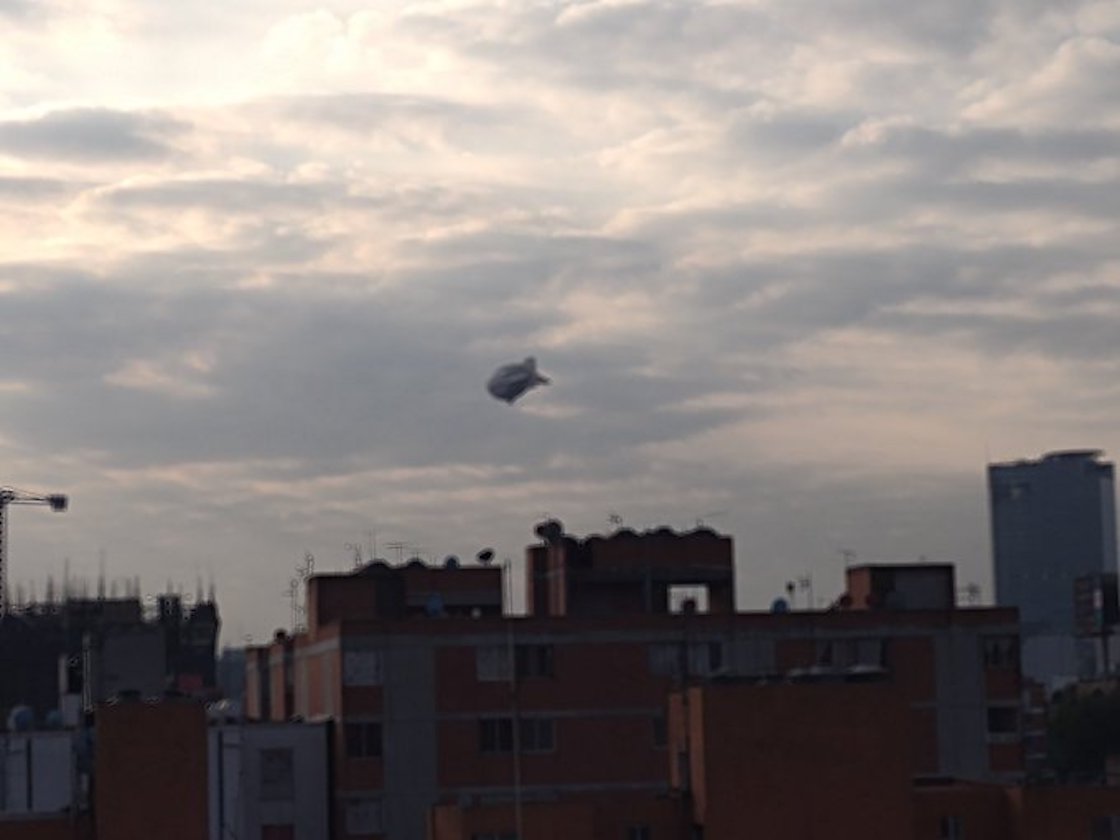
[1,0,1118,639]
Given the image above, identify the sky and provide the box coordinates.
[2,0,1119,642]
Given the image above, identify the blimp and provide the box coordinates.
[486,357,550,404]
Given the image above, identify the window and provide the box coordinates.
[259,748,294,801]
[516,644,554,679]
[476,644,555,681]
[815,638,886,668]
[652,713,667,749]
[986,706,1019,736]
[520,718,555,752]
[981,637,1019,669]
[649,642,724,677]
[343,651,383,686]
[479,717,555,753]
[939,815,962,840]
[477,645,511,681]
[480,717,514,753]
[689,642,723,675]
[1092,816,1120,840]
[628,825,651,840]
[345,722,382,758]
[345,799,383,835]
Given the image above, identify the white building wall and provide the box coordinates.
[0,731,74,815]
[209,722,329,840]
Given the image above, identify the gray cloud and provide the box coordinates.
[2,0,1119,635]
[0,108,188,162]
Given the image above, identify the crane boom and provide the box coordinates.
[0,486,68,619]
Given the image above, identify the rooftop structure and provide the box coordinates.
[525,522,735,617]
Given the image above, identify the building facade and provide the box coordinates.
[989,449,1119,679]
[246,527,1028,840]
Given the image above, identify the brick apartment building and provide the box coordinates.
[244,524,1029,840]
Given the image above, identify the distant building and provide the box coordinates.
[988,449,1119,680]
[0,592,221,727]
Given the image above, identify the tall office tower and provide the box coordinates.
[988,449,1118,679]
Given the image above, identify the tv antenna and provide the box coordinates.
[695,510,728,528]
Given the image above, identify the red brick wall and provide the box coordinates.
[690,682,916,840]
[913,784,1012,840]
[94,701,208,840]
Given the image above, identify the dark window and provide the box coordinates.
[259,748,294,801]
[516,644,554,678]
[987,707,1019,736]
[1091,816,1120,840]
[345,722,382,758]
[982,636,1019,669]
[479,717,554,753]
[816,638,886,668]
[939,815,962,840]
[628,826,651,840]
[479,717,514,753]
[520,718,555,752]
[652,713,668,749]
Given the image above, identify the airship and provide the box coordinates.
[486,357,550,404]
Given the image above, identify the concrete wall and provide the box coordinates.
[0,732,73,815]
[209,722,330,840]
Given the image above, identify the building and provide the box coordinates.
[246,524,1029,840]
[664,678,1120,840]
[2,697,330,840]
[95,698,210,840]
[209,720,331,840]
[989,449,1119,680]
[0,591,221,727]
[525,523,734,617]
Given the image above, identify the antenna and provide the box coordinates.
[346,542,364,568]
[385,542,408,564]
[695,510,729,528]
[959,582,981,606]
[840,549,857,567]
[608,512,623,528]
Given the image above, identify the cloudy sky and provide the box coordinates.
[2,0,1118,641]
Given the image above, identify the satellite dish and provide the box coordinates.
[6,705,34,732]
[476,549,495,565]
[443,555,460,569]
[534,519,564,544]
[770,598,790,613]
[486,357,550,404]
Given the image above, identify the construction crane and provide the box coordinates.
[0,486,68,619]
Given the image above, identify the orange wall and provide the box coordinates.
[430,793,681,840]
[685,682,916,840]
[94,700,208,840]
[913,784,1012,840]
